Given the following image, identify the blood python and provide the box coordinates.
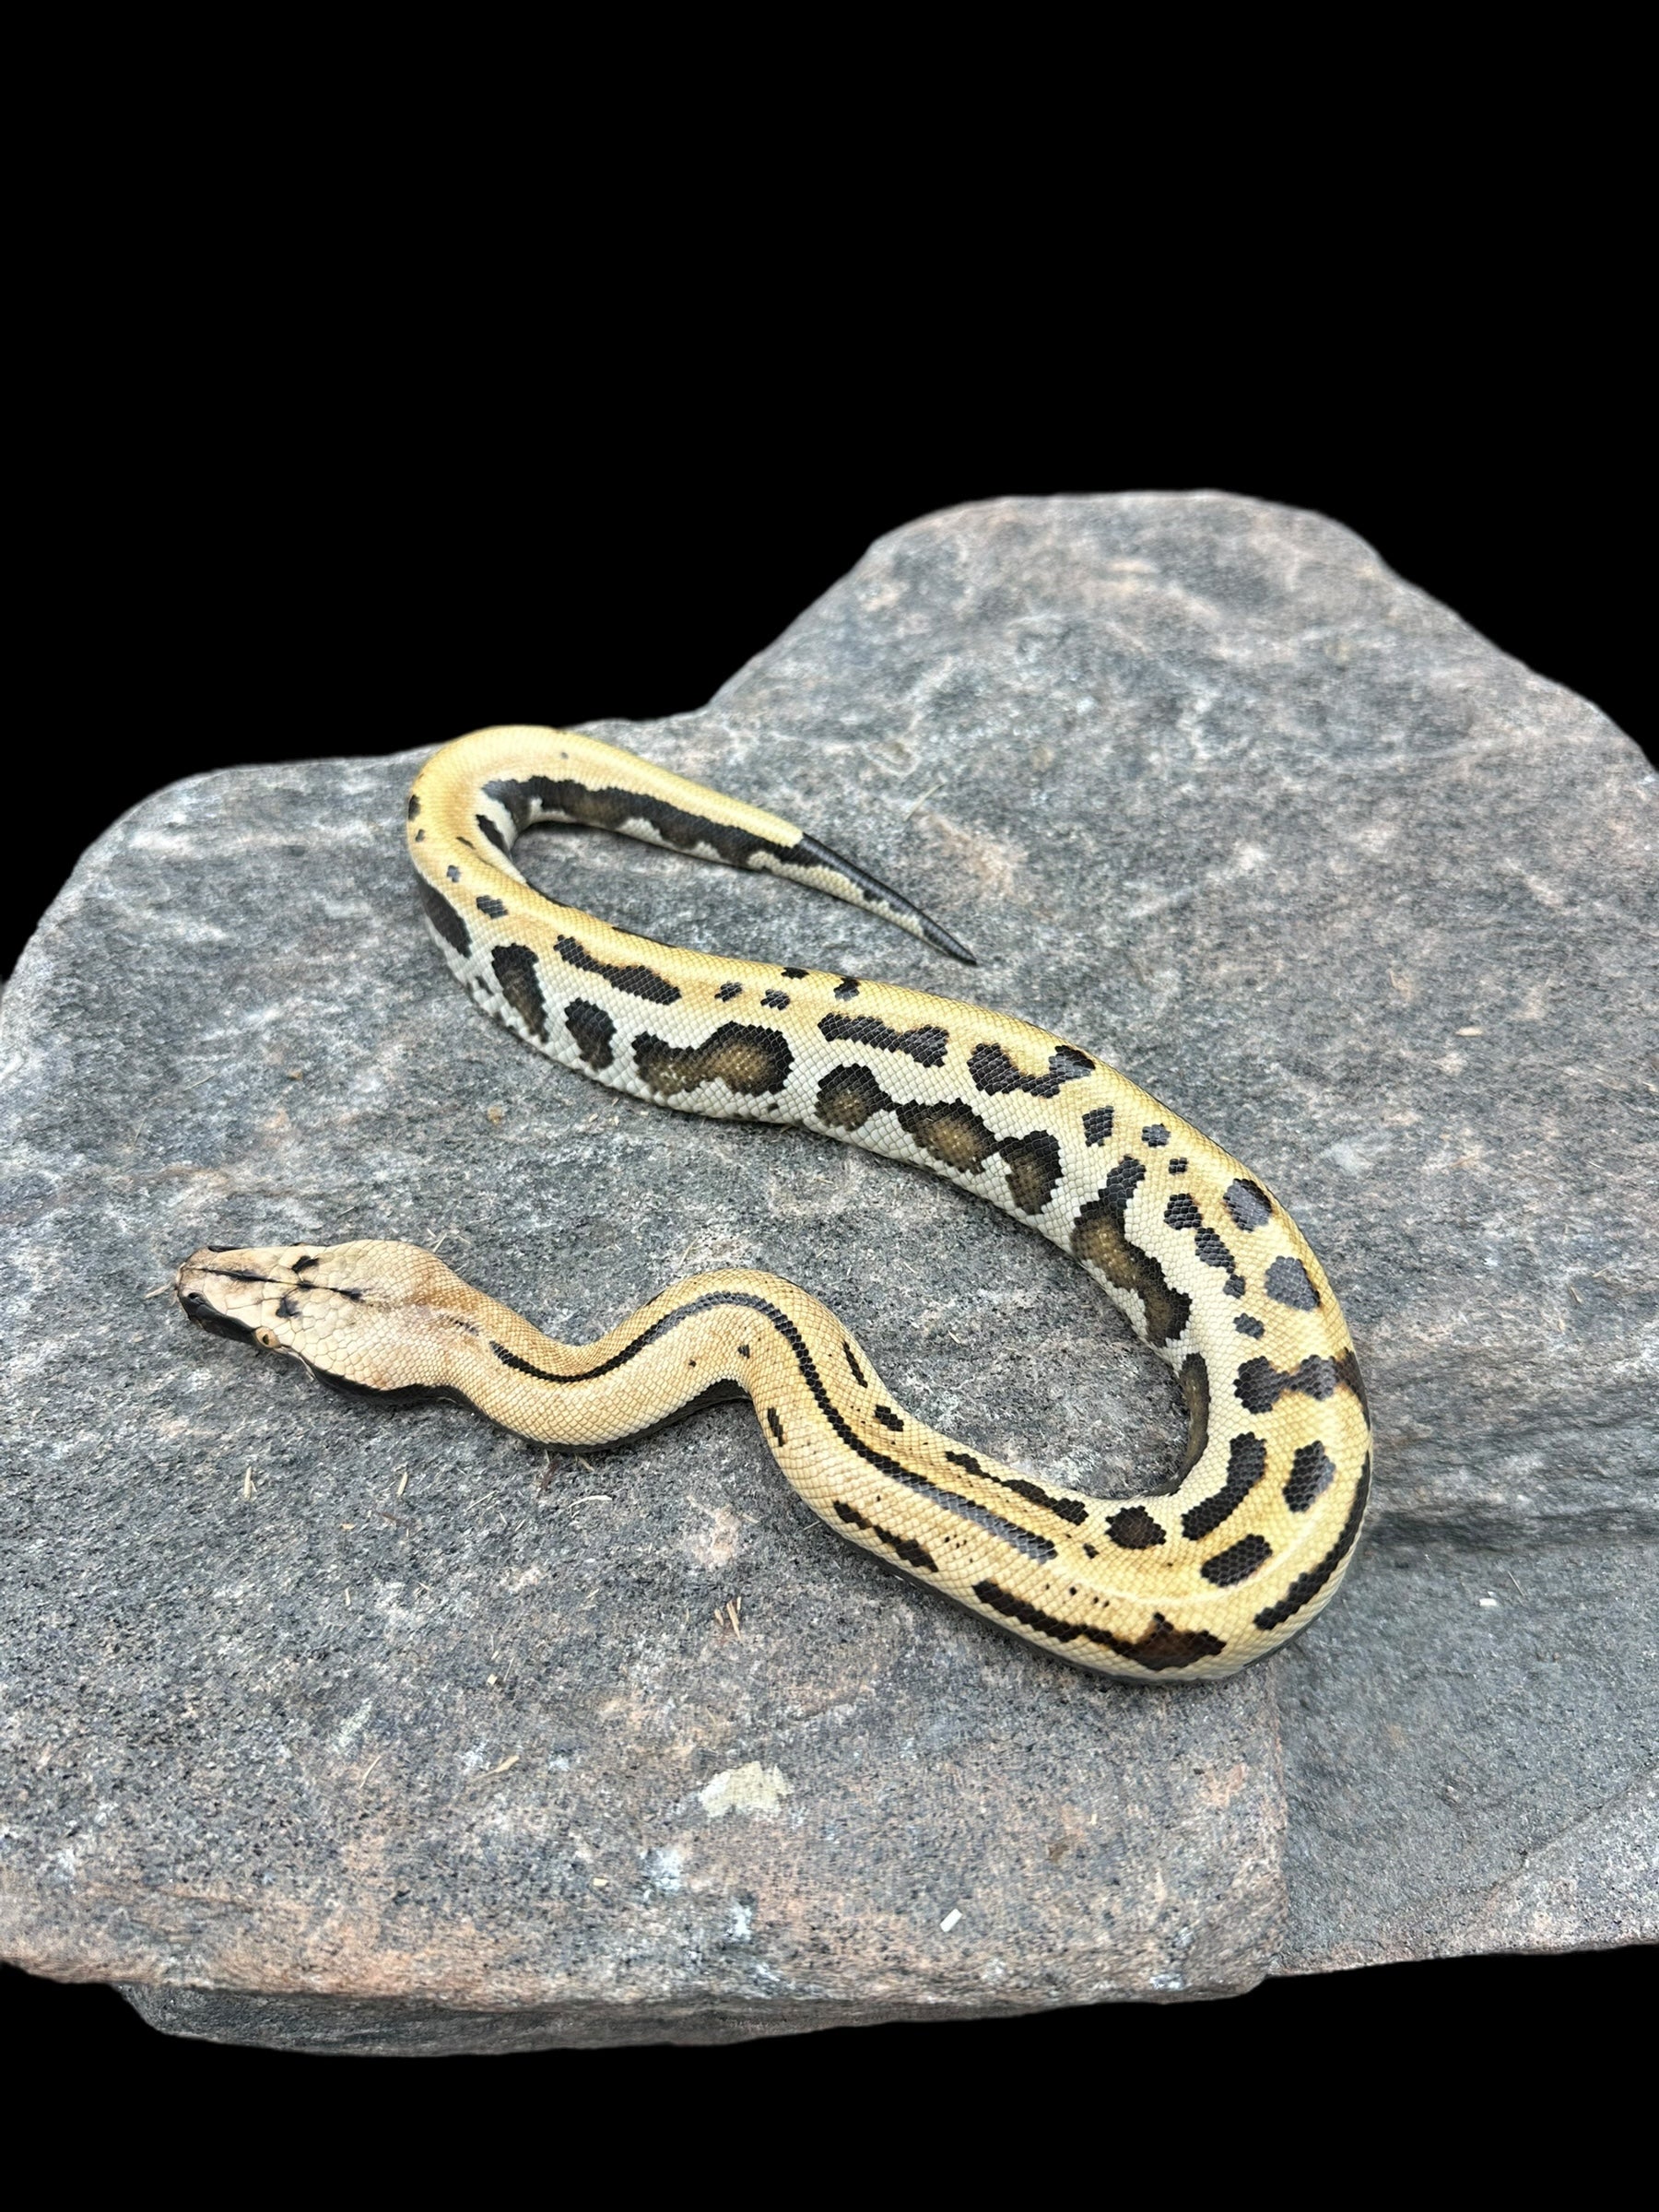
[178,725,1371,1678]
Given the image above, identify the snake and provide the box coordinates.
[177,724,1371,1680]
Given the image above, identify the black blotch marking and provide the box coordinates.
[1177,1353,1210,1477]
[291,1255,319,1273]
[1107,1506,1166,1549]
[816,1064,1058,1205]
[1334,1347,1370,1418]
[834,1499,937,1573]
[873,1405,904,1432]
[1082,1105,1115,1147]
[417,876,472,958]
[1072,1157,1192,1347]
[490,943,547,1041]
[820,1011,948,1066]
[476,894,508,919]
[1284,1441,1336,1512]
[406,793,421,818]
[1142,1124,1170,1147]
[766,1406,785,1445]
[445,865,461,882]
[781,968,808,980]
[564,998,615,1071]
[737,1344,750,1358]
[1265,1255,1322,1311]
[816,1064,890,1131]
[1169,1157,1188,1174]
[635,1022,793,1100]
[1082,1543,1098,1559]
[454,835,474,851]
[998,1129,1063,1214]
[1165,1194,1202,1231]
[556,932,681,1006]
[761,989,791,1009]
[475,813,510,853]
[715,982,742,1002]
[413,828,426,842]
[1254,1455,1371,1630]
[897,1099,999,1174]
[1202,1532,1273,1586]
[275,1293,301,1320]
[1235,1352,1366,1414]
[947,1451,1090,1528]
[1182,1432,1267,1540]
[841,1342,867,1388]
[968,1041,1094,1099]
[996,1477,1088,1527]
[1224,1275,1245,1298]
[973,1582,1225,1672]
[1235,1313,1265,1338]
[832,978,861,999]
[1194,1228,1237,1271]
[1224,1179,1274,1230]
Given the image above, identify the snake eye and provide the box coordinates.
[254,1326,279,1348]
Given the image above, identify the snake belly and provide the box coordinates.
[383,723,1371,1682]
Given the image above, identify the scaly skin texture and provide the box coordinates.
[178,724,1371,1680]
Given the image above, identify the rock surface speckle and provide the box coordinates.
[2,494,1653,2052]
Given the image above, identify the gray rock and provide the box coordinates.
[1,493,1653,2053]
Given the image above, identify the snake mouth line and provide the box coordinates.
[176,1290,262,1345]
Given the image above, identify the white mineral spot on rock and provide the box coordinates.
[644,1848,684,1892]
[698,1762,791,1820]
[331,1700,373,1756]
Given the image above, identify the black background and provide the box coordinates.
[6,166,1653,2119]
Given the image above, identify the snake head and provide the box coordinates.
[174,1240,477,1398]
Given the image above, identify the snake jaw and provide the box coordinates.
[174,1240,484,1399]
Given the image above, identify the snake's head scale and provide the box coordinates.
[174,1240,475,1395]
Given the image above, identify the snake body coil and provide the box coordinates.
[178,725,1371,1680]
